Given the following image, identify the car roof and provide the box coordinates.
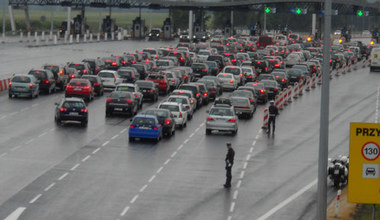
[133,114,157,120]
[117,83,135,87]
[63,97,85,102]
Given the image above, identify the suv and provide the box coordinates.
[82,58,105,74]
[178,84,202,109]
[66,62,92,76]
[54,97,88,127]
[42,64,68,90]
[28,69,57,94]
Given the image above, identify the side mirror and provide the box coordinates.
[206,110,209,113]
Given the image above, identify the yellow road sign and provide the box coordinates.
[348,122,380,204]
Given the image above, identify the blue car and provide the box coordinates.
[129,115,163,142]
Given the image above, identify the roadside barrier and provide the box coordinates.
[293,82,299,98]
[287,86,293,103]
[335,189,342,217]
[335,64,340,76]
[348,62,352,72]
[362,58,367,68]
[0,78,10,92]
[368,58,371,67]
[354,59,358,70]
[311,73,317,88]
[298,79,303,96]
[342,63,346,74]
[318,73,322,85]
[262,108,269,129]
[283,88,288,106]
[305,76,311,91]
[329,66,333,79]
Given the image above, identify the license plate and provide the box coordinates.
[74,88,81,91]
[69,112,79,116]
[334,169,339,175]
[139,126,150,130]
[114,108,123,111]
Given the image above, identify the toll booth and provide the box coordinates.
[132,17,145,39]
[163,18,172,40]
[102,16,115,36]
[224,23,231,37]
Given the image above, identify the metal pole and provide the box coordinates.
[189,10,193,42]
[373,205,376,220]
[67,7,71,35]
[263,7,267,35]
[317,0,332,219]
[50,9,54,38]
[231,9,234,36]
[2,4,5,39]
[8,5,16,34]
[98,11,102,34]
[312,13,316,36]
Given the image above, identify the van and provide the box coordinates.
[370,48,380,72]
[257,36,274,49]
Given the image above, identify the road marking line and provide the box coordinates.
[171,151,177,158]
[200,122,205,127]
[111,134,119,140]
[38,132,47,138]
[0,115,6,120]
[120,206,130,216]
[44,183,56,191]
[255,134,260,139]
[164,159,170,165]
[258,129,262,135]
[139,184,148,193]
[20,108,28,112]
[257,179,318,220]
[82,155,91,162]
[230,202,235,212]
[70,163,80,171]
[92,147,101,154]
[25,138,34,144]
[240,171,245,179]
[10,145,21,151]
[195,127,200,132]
[102,141,110,146]
[120,128,127,134]
[130,195,139,204]
[29,194,42,204]
[246,155,251,161]
[233,190,239,200]
[32,103,38,107]
[243,162,248,169]
[4,207,26,220]
[236,180,242,188]
[49,128,56,132]
[177,144,184,150]
[184,138,189,144]
[189,133,194,137]
[249,147,254,153]
[156,167,164,174]
[148,175,156,183]
[9,112,18,116]
[227,216,232,220]
[252,140,256,146]
[0,152,7,158]
[58,172,69,181]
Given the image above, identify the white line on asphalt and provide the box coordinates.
[31,104,38,107]
[120,128,127,134]
[20,108,28,112]
[200,122,205,127]
[156,167,163,174]
[25,138,34,144]
[236,180,242,188]
[227,216,232,220]
[92,147,101,154]
[246,155,251,161]
[139,184,148,193]
[184,138,189,144]
[233,190,239,200]
[111,134,119,140]
[10,145,21,151]
[130,195,139,204]
[9,112,18,116]
[249,147,254,153]
[58,172,69,181]
[0,152,7,158]
[0,115,6,120]
[195,127,200,132]
[257,179,318,220]
[38,132,47,138]
[243,162,248,169]
[177,144,184,150]
[240,171,245,179]
[82,155,91,162]
[258,129,262,135]
[70,163,80,171]
[102,141,110,146]
[255,134,260,139]
[376,87,380,123]
[164,159,170,165]
[120,206,130,216]
[4,207,26,220]
[252,140,256,146]
[148,175,156,183]
[44,182,56,192]
[49,128,56,132]
[189,133,194,137]
[230,202,235,212]
[29,194,42,204]
[171,151,177,158]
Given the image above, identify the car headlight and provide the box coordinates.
[202,36,206,38]
[180,36,183,38]
[149,34,152,36]
[156,34,159,37]
[193,35,196,38]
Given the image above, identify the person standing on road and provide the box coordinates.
[224,143,235,188]
[267,100,279,135]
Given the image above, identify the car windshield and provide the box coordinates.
[157,60,169,66]
[70,80,88,86]
[81,76,96,83]
[168,97,187,104]
[62,101,85,108]
[12,76,31,83]
[224,68,240,75]
[287,69,302,76]
[232,91,250,98]
[159,104,180,112]
[69,64,85,70]
[242,68,252,73]
[116,86,134,92]
[136,81,153,88]
[261,80,277,87]
[192,64,206,69]
[28,70,47,79]
[209,108,233,116]
[231,98,249,105]
[145,110,169,117]
[198,51,210,55]
[218,74,232,79]
[99,72,114,78]
[148,75,164,80]
[110,92,132,99]
[118,71,133,77]
[43,65,59,74]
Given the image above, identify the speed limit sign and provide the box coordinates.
[361,142,380,161]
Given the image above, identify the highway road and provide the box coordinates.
[0,39,377,220]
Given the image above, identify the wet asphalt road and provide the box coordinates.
[0,39,377,220]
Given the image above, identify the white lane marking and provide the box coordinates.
[240,171,245,179]
[257,179,318,220]
[92,147,101,154]
[120,206,130,216]
[230,202,235,212]
[236,180,242,188]
[49,128,56,132]
[249,147,254,153]
[376,87,380,123]
[20,108,28,112]
[200,122,205,127]
[32,103,38,107]
[258,129,262,135]
[9,112,18,116]
[111,134,119,140]
[139,184,148,193]
[44,182,56,192]
[58,172,69,181]
[195,127,200,132]
[0,152,7,158]
[189,133,194,138]
[255,134,260,139]
[148,175,156,183]
[184,138,189,144]
[243,162,248,169]
[233,190,239,200]
[164,159,170,165]
[29,194,42,204]
[25,138,34,144]
[82,155,91,162]
[70,163,80,171]
[10,146,22,151]
[171,151,177,158]
[4,207,26,220]
[130,195,139,204]
[227,216,232,220]
[38,132,47,138]
[102,141,110,147]
[252,140,256,146]
[0,115,7,120]
[156,167,164,174]
[120,128,127,134]
[246,155,251,161]
[177,144,184,150]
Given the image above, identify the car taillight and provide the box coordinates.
[281,78,286,82]
[184,75,188,79]
[231,59,236,62]
[190,99,194,104]
[134,94,138,98]
[59,70,64,75]
[240,73,243,77]
[180,57,185,62]
[164,119,171,125]
[94,82,100,86]
[130,125,135,128]
[211,89,215,93]
[83,86,90,90]
[70,74,75,79]
[228,119,236,122]
[83,69,87,74]
[203,92,208,97]
[257,61,261,64]
[230,79,234,83]
[29,83,33,89]
[207,117,214,121]
[153,126,158,130]
[132,61,136,64]
[274,64,280,68]
[44,80,49,84]
[66,84,73,89]
[179,112,183,118]
[202,68,207,72]
[273,88,277,92]
[112,62,117,66]
[260,89,265,94]
[122,60,126,65]
[155,55,158,59]
[107,98,113,103]
[299,76,303,79]
[81,108,88,113]
[60,107,67,112]
[171,78,175,82]
[265,67,268,71]
[249,75,253,78]
[249,98,253,103]
[150,89,154,93]
[8,82,12,86]
[125,99,132,104]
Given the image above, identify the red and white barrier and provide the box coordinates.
[293,82,299,99]
[262,108,269,129]
[362,58,367,68]
[287,86,292,103]
[283,88,288,106]
[342,63,346,74]
[354,59,358,70]
[329,67,333,79]
[317,73,322,85]
[368,59,371,67]
[305,76,311,91]
[311,73,316,88]
[0,78,10,92]
[298,80,303,96]
[348,62,352,72]
[335,189,342,217]
[335,64,340,76]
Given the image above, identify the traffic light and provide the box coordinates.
[357,10,363,16]
[296,8,302,15]
[307,36,312,42]
[265,7,271,13]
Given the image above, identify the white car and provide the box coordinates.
[158,102,188,128]
[171,89,197,112]
[197,49,212,62]
[285,53,302,67]
[177,47,190,53]
[217,73,237,91]
[98,70,123,89]
[167,95,194,120]
[222,66,244,85]
[241,66,256,82]
[274,35,288,45]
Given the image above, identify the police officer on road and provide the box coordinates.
[267,100,279,135]
[224,143,235,188]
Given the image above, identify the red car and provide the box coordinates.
[146,74,169,94]
[65,78,94,101]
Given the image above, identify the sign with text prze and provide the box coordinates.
[348,123,380,204]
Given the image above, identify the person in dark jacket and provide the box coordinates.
[224,143,235,188]
[267,100,279,135]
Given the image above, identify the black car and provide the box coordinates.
[260,80,280,100]
[178,84,202,109]
[106,91,139,117]
[147,29,162,41]
[81,75,104,96]
[131,63,149,80]
[135,80,159,101]
[42,64,68,90]
[117,67,139,83]
[144,108,176,137]
[66,62,92,75]
[191,63,209,78]
[253,60,272,74]
[207,55,226,71]
[82,58,106,75]
[55,97,88,127]
[28,69,57,94]
[197,79,219,101]
[101,57,121,70]
[244,82,268,104]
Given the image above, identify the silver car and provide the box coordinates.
[217,73,237,91]
[205,103,238,135]
[8,74,39,98]
[115,83,143,109]
[230,97,255,119]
